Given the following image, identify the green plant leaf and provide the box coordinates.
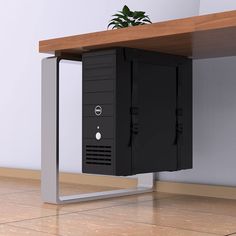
[121,21,129,27]
[110,18,124,23]
[133,11,145,19]
[133,12,141,19]
[132,22,140,26]
[112,13,125,18]
[122,5,131,16]
[114,12,129,21]
[142,18,152,23]
[144,15,151,20]
[112,23,123,29]
[138,11,145,15]
[107,22,116,28]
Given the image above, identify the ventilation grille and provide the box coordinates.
[85,145,112,166]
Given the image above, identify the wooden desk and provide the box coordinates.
[39,10,236,59]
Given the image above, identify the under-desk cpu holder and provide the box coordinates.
[41,48,192,204]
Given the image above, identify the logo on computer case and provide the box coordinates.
[95,105,102,116]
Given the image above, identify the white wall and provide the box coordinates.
[3,0,236,186]
[0,0,199,172]
[200,0,236,15]
[159,57,236,186]
[159,1,236,186]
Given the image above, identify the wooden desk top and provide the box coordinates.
[39,10,236,59]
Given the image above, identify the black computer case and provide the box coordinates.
[82,48,192,176]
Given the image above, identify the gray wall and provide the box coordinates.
[159,1,236,186]
[159,57,236,186]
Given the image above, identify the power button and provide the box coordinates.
[95,132,101,140]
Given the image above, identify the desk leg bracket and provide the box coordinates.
[41,57,154,204]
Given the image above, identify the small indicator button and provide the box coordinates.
[95,132,101,140]
[95,105,102,116]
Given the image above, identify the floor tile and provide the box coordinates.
[145,195,236,217]
[0,177,39,194]
[0,184,176,213]
[1,176,236,235]
[0,201,66,223]
[0,225,56,236]
[59,183,175,201]
[59,182,117,195]
[10,212,218,236]
[83,201,236,235]
[57,187,176,213]
[0,191,63,211]
[0,190,124,212]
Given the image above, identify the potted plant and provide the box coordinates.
[108,5,152,29]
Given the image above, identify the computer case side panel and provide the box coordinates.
[177,60,193,170]
[115,49,132,176]
[123,48,192,174]
[131,61,178,174]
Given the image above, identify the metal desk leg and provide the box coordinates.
[41,56,154,204]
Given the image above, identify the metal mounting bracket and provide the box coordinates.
[41,56,154,204]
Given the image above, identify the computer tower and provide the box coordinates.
[82,48,192,176]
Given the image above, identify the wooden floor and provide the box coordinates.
[0,177,236,235]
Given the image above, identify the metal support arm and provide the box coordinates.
[41,56,154,204]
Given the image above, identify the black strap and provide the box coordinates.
[174,67,183,145]
[129,62,139,147]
